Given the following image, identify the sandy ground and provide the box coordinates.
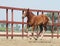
[0,32,60,46]
[0,37,60,46]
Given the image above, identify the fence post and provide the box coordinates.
[57,12,59,38]
[6,9,8,39]
[52,12,54,38]
[11,9,14,39]
[22,10,24,39]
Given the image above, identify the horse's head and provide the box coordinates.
[22,8,29,18]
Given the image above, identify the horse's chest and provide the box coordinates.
[27,19,35,25]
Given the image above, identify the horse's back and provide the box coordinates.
[34,14,49,25]
[40,14,49,24]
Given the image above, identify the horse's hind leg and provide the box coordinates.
[40,26,47,39]
[40,27,45,39]
[37,25,43,38]
[34,25,43,40]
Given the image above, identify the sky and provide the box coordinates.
[0,0,60,10]
[0,0,60,20]
[0,0,60,29]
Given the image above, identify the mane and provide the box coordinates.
[27,8,35,16]
[29,11,35,16]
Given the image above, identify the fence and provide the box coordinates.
[0,6,60,39]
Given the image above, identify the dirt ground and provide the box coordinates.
[0,37,60,46]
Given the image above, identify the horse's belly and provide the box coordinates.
[35,20,43,25]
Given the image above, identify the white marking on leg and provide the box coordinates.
[26,29,29,38]
[40,27,45,39]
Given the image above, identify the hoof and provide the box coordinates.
[29,37,32,40]
[34,37,38,40]
[29,38,32,40]
[35,38,38,40]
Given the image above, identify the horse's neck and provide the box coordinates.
[27,13,35,21]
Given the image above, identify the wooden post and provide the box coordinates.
[6,9,8,39]
[37,12,39,15]
[52,12,54,38]
[57,12,59,38]
[22,10,24,39]
[11,9,14,39]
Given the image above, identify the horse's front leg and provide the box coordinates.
[31,26,35,38]
[26,28,29,38]
[25,25,29,38]
[26,25,34,39]
[31,26,37,40]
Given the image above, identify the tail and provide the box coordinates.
[47,17,52,25]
